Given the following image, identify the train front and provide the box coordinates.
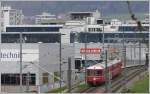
[86,64,105,86]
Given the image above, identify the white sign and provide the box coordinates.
[0,49,39,62]
[80,48,102,54]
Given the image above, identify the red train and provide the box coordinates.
[86,59,122,85]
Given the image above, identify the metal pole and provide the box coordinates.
[102,20,105,50]
[26,72,30,92]
[38,85,40,94]
[101,19,105,62]
[59,33,62,88]
[84,33,87,84]
[20,31,23,92]
[147,1,150,93]
[139,32,141,65]
[67,57,71,93]
[131,45,133,65]
[107,45,111,93]
[122,26,127,92]
[105,50,108,93]
[123,48,127,91]
[0,1,1,93]
[134,43,136,65]
[102,20,105,63]
[108,71,112,93]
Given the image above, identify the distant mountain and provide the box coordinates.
[1,1,148,17]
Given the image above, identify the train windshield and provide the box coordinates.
[87,69,102,76]
[95,70,102,76]
[87,70,94,76]
[85,60,103,67]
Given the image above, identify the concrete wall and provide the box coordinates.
[74,43,147,61]
[0,43,147,93]
[0,43,39,93]
[1,86,37,93]
[39,43,75,92]
[0,43,39,73]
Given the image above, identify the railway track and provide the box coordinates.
[78,65,146,93]
[79,87,97,93]
[111,65,146,92]
[79,86,105,93]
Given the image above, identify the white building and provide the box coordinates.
[1,6,24,32]
[69,9,101,20]
[0,43,75,93]
[35,12,66,25]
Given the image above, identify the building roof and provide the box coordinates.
[6,24,63,27]
[2,32,61,34]
[87,59,121,70]
[69,12,94,14]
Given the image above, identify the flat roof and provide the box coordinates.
[79,31,149,33]
[120,24,149,26]
[2,32,61,34]
[6,25,63,27]
[69,12,94,14]
[87,59,121,69]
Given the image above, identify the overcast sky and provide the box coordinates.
[1,1,148,17]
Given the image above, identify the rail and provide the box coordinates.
[77,65,146,93]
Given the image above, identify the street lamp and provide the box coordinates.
[0,1,2,93]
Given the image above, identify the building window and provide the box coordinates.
[42,73,49,84]
[87,70,94,76]
[88,28,91,32]
[95,70,102,76]
[1,73,36,85]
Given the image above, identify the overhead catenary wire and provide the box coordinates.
[123,1,148,93]
[126,1,144,31]
[1,43,72,93]
[126,1,146,63]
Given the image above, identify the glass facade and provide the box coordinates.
[6,26,62,32]
[118,26,149,31]
[1,73,36,85]
[2,33,60,43]
[70,32,149,43]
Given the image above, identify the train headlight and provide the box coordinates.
[93,77,96,81]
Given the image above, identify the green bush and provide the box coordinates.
[48,86,67,93]
[129,73,149,93]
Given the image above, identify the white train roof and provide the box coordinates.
[86,59,121,70]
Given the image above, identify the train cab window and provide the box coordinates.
[117,63,120,67]
[87,70,95,76]
[95,70,102,76]
[87,70,92,76]
[87,70,90,76]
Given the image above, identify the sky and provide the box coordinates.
[1,1,148,17]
